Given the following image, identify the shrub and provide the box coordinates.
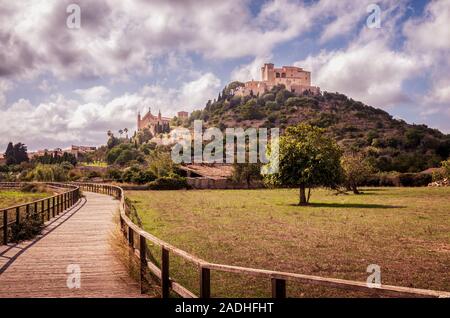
[398,173,432,187]
[10,210,43,242]
[147,175,189,190]
[87,170,102,179]
[106,168,123,182]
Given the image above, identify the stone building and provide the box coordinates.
[236,63,320,96]
[137,108,171,135]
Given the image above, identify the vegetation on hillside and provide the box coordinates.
[188,83,450,173]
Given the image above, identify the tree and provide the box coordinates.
[264,123,343,205]
[341,153,373,194]
[118,129,124,138]
[232,162,262,188]
[4,142,15,165]
[4,142,29,165]
[124,128,129,139]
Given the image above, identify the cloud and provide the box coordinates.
[0,79,12,108]
[403,0,450,53]
[0,73,221,150]
[231,55,273,82]
[0,0,393,81]
[74,86,111,103]
[180,73,221,108]
[297,40,418,108]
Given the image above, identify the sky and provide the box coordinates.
[0,0,449,151]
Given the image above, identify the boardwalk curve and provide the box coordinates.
[0,192,144,297]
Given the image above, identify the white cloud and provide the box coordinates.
[297,40,418,108]
[403,0,450,53]
[0,79,12,108]
[0,73,221,150]
[180,73,221,108]
[74,86,111,103]
[231,55,273,82]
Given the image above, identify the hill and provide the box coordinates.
[186,82,450,173]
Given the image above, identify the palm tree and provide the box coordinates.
[118,129,123,138]
[107,130,113,137]
[124,128,129,140]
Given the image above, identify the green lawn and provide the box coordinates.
[126,187,450,297]
[0,190,52,209]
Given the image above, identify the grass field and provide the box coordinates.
[126,187,450,297]
[0,190,52,209]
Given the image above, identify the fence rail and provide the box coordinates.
[73,182,450,299]
[0,182,81,245]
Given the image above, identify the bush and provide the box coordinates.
[398,173,432,187]
[20,183,46,193]
[147,175,189,190]
[360,172,432,187]
[106,168,123,182]
[10,210,43,242]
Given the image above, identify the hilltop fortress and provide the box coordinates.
[236,63,320,96]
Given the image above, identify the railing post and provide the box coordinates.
[128,227,134,247]
[2,210,7,245]
[52,197,56,217]
[26,204,30,217]
[200,266,211,298]
[16,207,20,225]
[41,200,45,222]
[161,247,170,298]
[139,234,147,294]
[271,278,286,298]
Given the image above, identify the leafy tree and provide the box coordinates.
[4,142,29,165]
[107,135,121,149]
[265,123,343,205]
[341,153,373,194]
[232,162,262,188]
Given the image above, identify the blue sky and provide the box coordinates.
[0,0,449,150]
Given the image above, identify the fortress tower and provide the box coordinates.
[236,63,320,97]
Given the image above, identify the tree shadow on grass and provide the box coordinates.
[289,202,405,209]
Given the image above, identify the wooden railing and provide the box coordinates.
[61,183,450,298]
[0,182,81,245]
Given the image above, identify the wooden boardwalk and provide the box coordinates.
[0,192,144,298]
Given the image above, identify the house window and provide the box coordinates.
[276,72,280,78]
[281,73,286,78]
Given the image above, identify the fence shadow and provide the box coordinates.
[300,202,405,209]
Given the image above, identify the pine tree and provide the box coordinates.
[4,142,15,165]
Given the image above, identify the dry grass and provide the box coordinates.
[126,187,450,297]
[109,211,160,297]
[0,189,52,209]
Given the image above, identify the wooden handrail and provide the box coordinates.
[74,183,450,298]
[0,182,81,245]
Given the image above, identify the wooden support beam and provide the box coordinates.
[161,247,170,298]
[200,267,211,298]
[271,278,286,298]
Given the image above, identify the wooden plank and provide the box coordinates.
[0,192,145,298]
